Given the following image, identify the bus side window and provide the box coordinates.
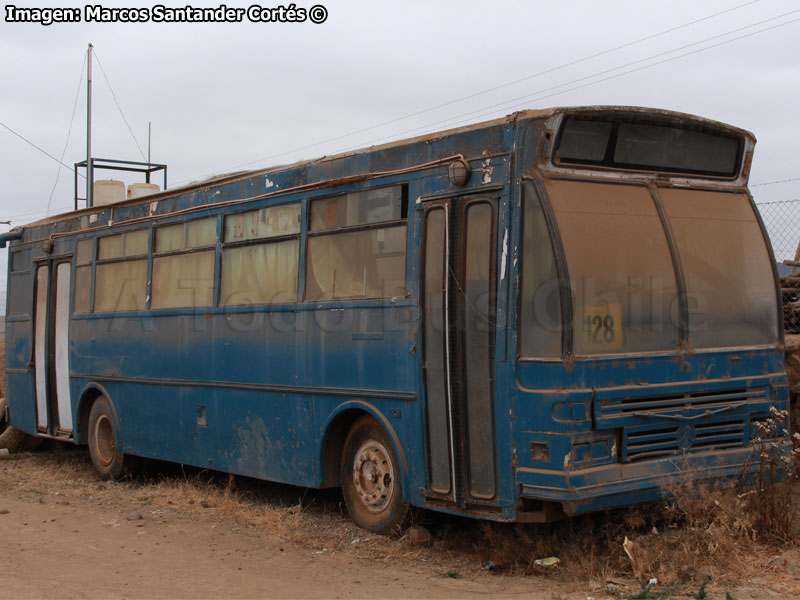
[74,239,93,314]
[305,186,407,301]
[95,230,148,313]
[220,204,301,306]
[151,217,216,310]
[7,248,32,317]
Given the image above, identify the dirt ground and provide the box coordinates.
[1,447,799,600]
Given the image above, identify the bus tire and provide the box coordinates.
[340,415,408,535]
[87,397,126,479]
[0,397,42,452]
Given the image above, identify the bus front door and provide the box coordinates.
[421,196,498,509]
[33,260,73,437]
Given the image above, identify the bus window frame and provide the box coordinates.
[73,236,95,315]
[150,215,218,311]
[551,114,745,181]
[92,227,151,314]
[304,183,410,303]
[219,201,302,307]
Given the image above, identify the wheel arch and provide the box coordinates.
[74,383,117,445]
[319,401,407,488]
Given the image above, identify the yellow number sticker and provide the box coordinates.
[582,303,623,351]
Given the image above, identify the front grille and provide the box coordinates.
[622,417,747,462]
[598,388,757,422]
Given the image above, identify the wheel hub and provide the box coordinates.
[352,440,394,513]
[94,415,115,467]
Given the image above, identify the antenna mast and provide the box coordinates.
[73,44,167,209]
[86,42,94,208]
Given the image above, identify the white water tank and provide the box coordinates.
[93,180,126,206]
[128,182,160,199]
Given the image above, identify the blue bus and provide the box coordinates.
[1,106,788,534]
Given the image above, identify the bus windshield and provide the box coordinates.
[521,180,779,356]
[555,116,742,177]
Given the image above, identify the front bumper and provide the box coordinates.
[517,442,792,515]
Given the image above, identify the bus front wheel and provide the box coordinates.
[340,415,408,535]
[87,397,127,479]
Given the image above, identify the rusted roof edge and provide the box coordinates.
[24,106,754,228]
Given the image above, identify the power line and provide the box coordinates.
[1,203,75,224]
[93,51,147,161]
[3,7,796,230]
[2,4,793,227]
[2,50,146,218]
[751,177,800,187]
[360,0,764,132]
[0,120,86,178]
[360,12,800,144]
[48,51,88,217]
[12,8,791,227]
[339,13,800,152]
[175,0,764,184]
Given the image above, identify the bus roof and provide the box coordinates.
[21,105,754,230]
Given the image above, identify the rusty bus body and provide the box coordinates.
[1,106,789,533]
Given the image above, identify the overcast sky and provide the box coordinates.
[1,0,799,297]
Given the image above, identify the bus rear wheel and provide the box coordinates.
[87,397,129,479]
[340,415,408,535]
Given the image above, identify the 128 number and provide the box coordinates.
[584,314,615,344]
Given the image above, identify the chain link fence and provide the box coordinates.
[756,199,800,333]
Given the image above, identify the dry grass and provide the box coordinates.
[406,417,800,592]
[4,447,457,568]
[412,476,800,596]
[3,443,800,597]
[2,418,800,596]
[419,507,631,584]
[594,414,800,588]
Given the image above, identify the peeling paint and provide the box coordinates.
[265,177,274,189]
[89,214,98,224]
[563,452,571,469]
[149,201,158,215]
[233,415,283,478]
[481,158,493,184]
[500,228,508,281]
